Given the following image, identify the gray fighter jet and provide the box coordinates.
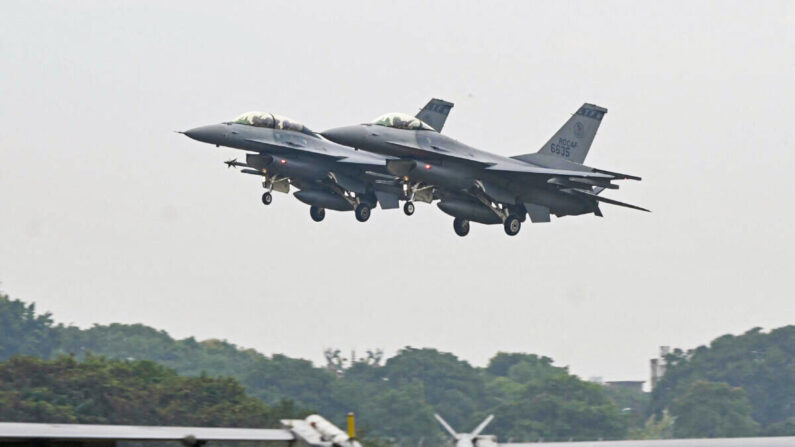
[321,100,648,236]
[182,111,413,223]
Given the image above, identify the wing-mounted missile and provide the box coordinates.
[224,158,247,169]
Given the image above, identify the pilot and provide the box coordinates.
[252,114,273,128]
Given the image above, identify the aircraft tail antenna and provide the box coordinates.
[434,413,458,439]
[471,415,494,436]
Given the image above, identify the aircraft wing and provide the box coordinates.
[385,141,494,167]
[485,162,616,179]
[246,138,391,167]
[0,422,294,444]
[245,137,344,159]
[336,152,396,166]
[386,141,624,181]
[500,437,795,447]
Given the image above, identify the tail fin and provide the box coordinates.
[471,415,494,436]
[417,98,454,132]
[434,414,459,439]
[535,103,607,164]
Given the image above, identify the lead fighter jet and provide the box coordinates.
[182,111,410,222]
[321,101,648,236]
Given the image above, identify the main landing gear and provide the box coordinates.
[451,215,522,237]
[453,218,470,237]
[355,203,371,222]
[403,201,415,216]
[504,215,521,236]
[261,192,273,205]
[310,206,325,222]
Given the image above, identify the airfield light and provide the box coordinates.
[425,164,431,170]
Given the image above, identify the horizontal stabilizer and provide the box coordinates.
[591,168,642,181]
[434,414,458,439]
[569,189,650,212]
[472,415,494,436]
[487,162,613,179]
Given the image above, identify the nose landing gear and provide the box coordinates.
[262,192,273,205]
[403,201,415,216]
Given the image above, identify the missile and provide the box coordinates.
[224,158,248,169]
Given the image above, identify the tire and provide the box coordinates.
[310,206,325,222]
[355,203,371,222]
[261,192,273,205]
[403,201,415,216]
[504,215,521,236]
[453,217,470,237]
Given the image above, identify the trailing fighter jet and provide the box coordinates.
[183,112,405,223]
[321,100,648,236]
[435,413,497,447]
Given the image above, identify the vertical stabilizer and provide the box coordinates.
[535,103,607,164]
[417,98,454,132]
[434,414,459,439]
[471,415,494,436]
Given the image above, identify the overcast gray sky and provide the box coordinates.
[1,1,793,384]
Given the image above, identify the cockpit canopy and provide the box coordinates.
[232,111,317,137]
[371,113,435,131]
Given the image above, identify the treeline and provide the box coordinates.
[0,355,303,426]
[651,326,795,438]
[1,290,793,444]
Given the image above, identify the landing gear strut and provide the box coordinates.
[504,215,521,236]
[310,206,325,222]
[453,218,470,237]
[355,203,371,222]
[261,192,273,205]
[403,201,415,216]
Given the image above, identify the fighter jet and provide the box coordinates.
[434,413,497,447]
[321,100,648,236]
[182,111,410,223]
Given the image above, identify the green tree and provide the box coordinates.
[650,326,795,433]
[0,292,59,360]
[670,381,759,438]
[0,355,297,426]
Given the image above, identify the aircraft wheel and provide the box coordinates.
[355,203,371,222]
[261,192,273,206]
[403,201,415,216]
[453,218,470,237]
[310,206,325,222]
[504,215,521,236]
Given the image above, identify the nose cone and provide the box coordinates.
[183,124,227,145]
[321,125,366,147]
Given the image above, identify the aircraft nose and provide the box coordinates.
[320,125,365,147]
[183,124,226,144]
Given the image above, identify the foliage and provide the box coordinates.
[0,355,300,426]
[0,292,59,360]
[602,384,650,429]
[669,381,759,438]
[4,290,793,444]
[650,326,795,435]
